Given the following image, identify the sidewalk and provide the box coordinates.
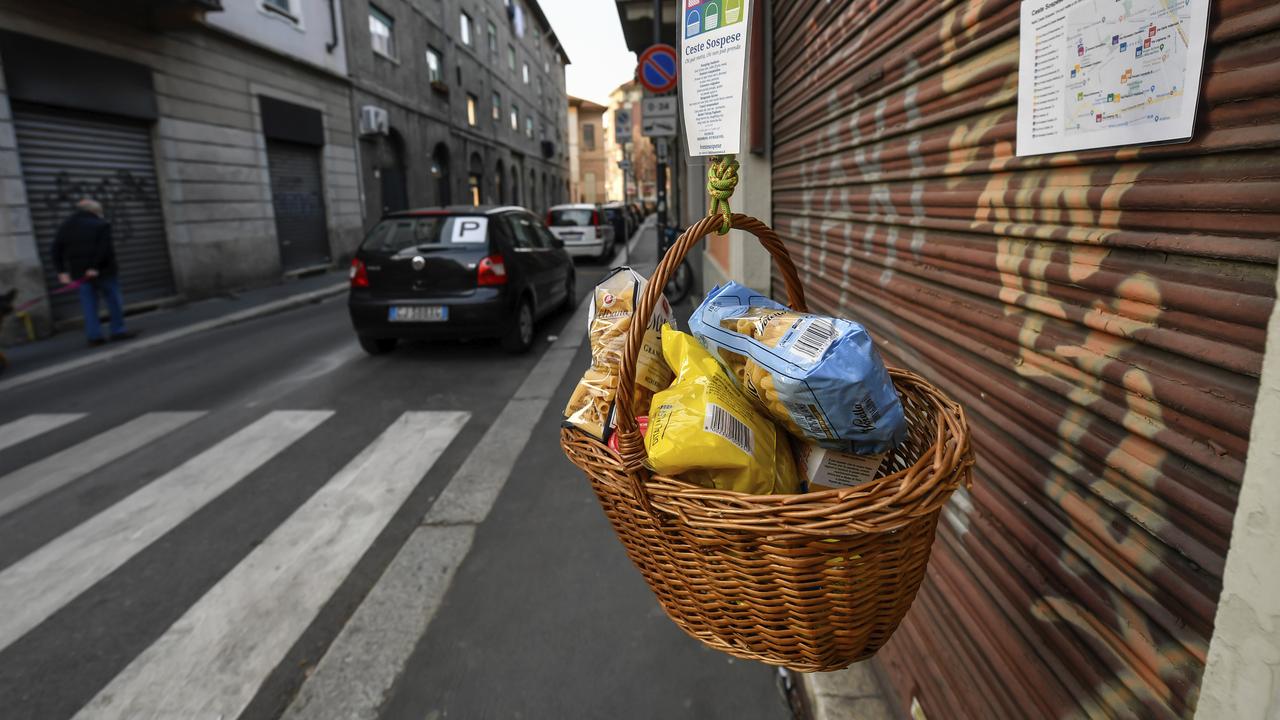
[0,270,348,390]
[801,661,902,719]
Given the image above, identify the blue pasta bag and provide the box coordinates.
[689,282,906,454]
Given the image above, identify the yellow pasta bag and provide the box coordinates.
[563,267,673,442]
[645,327,801,495]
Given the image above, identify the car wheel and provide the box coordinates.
[502,297,535,354]
[560,272,576,313]
[358,335,397,355]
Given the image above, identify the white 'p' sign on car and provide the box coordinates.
[450,217,488,244]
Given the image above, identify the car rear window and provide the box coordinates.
[361,216,489,252]
[549,209,594,226]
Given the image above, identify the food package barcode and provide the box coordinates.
[704,403,754,455]
[793,318,837,362]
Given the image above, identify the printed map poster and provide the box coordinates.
[680,0,750,156]
[1016,0,1210,156]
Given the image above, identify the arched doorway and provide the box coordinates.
[542,172,550,214]
[468,153,483,206]
[378,129,408,214]
[495,159,505,204]
[431,143,451,206]
[511,164,520,206]
[528,169,537,214]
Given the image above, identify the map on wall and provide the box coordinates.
[1016,0,1211,156]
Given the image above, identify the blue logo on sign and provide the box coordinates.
[686,8,701,37]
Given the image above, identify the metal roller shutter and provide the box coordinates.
[265,139,329,271]
[13,104,174,320]
[770,1,1278,717]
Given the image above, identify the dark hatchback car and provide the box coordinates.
[348,206,575,354]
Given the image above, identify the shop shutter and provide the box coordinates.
[13,104,174,320]
[770,1,1278,718]
[266,139,329,271]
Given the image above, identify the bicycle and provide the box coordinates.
[659,225,696,305]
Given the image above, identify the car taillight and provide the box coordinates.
[350,257,369,288]
[546,212,554,226]
[477,254,507,286]
[592,210,600,225]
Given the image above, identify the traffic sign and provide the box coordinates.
[618,159,632,170]
[642,96,677,118]
[642,115,678,138]
[637,44,678,94]
[614,108,632,142]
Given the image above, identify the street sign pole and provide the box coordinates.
[622,143,631,266]
[653,0,666,246]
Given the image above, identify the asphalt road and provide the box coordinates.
[0,222,791,720]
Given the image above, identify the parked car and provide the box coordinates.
[348,206,575,355]
[545,203,617,261]
[602,202,633,244]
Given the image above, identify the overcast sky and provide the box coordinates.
[540,0,636,105]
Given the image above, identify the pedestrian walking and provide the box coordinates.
[51,198,137,347]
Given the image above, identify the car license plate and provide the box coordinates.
[389,305,447,322]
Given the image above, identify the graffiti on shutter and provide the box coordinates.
[771,0,1278,717]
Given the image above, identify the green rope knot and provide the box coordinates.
[707,154,739,234]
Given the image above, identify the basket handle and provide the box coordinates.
[613,212,809,476]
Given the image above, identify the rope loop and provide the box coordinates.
[706,154,739,234]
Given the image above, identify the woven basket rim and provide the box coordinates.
[561,366,973,536]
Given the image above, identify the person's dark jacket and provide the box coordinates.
[51,210,117,279]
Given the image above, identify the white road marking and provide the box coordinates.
[75,411,469,720]
[280,251,634,719]
[0,410,331,652]
[0,412,205,518]
[0,413,86,453]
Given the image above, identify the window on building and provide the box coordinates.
[507,45,515,73]
[467,94,478,126]
[487,20,497,55]
[525,116,533,138]
[469,174,481,206]
[369,6,395,59]
[522,62,529,84]
[426,47,442,82]
[262,0,296,20]
[492,91,501,122]
[456,65,462,86]
[460,12,473,46]
[544,59,549,73]
[537,78,543,96]
[511,106,519,132]
[583,123,595,150]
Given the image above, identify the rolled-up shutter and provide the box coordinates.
[13,104,173,319]
[771,1,1278,717]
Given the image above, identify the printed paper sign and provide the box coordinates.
[450,217,488,244]
[680,0,749,156]
[1016,0,1209,156]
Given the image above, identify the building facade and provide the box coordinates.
[342,0,570,226]
[566,96,607,204]
[605,79,655,203]
[0,0,364,342]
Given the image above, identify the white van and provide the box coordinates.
[545,204,616,261]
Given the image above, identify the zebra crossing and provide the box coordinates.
[0,407,472,719]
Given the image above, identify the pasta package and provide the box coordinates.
[689,281,906,454]
[563,267,674,442]
[645,327,801,496]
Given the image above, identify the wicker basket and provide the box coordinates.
[560,213,974,672]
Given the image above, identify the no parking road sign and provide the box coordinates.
[637,44,678,94]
